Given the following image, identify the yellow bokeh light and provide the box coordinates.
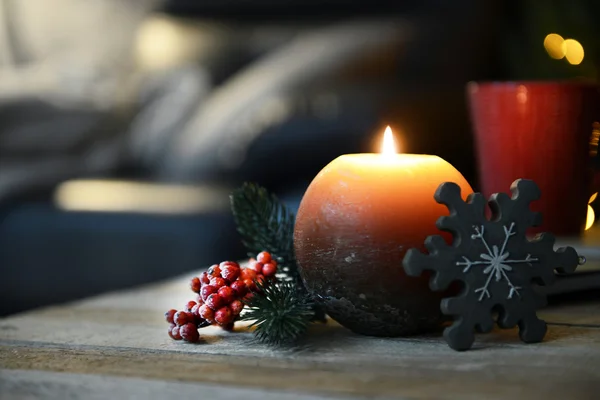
[586,204,595,230]
[544,33,566,59]
[562,39,585,65]
[590,192,598,204]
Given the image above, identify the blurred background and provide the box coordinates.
[1,0,599,316]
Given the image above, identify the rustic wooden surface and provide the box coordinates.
[2,270,600,400]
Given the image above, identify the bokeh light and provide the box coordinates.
[586,205,595,230]
[562,39,585,65]
[544,34,585,65]
[543,33,566,59]
[586,192,598,230]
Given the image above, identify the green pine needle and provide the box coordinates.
[230,183,299,280]
[230,182,328,345]
[241,280,315,347]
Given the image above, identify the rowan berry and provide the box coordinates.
[240,268,257,281]
[205,293,224,311]
[200,271,210,284]
[262,262,277,277]
[207,264,221,277]
[184,300,197,312]
[201,285,217,301]
[230,280,248,297]
[199,304,215,322]
[190,277,201,293]
[230,300,244,316]
[165,309,177,324]
[218,286,236,304]
[215,306,234,326]
[209,277,227,289]
[174,311,191,326]
[180,323,200,343]
[256,251,272,264]
[220,263,241,282]
[171,325,182,340]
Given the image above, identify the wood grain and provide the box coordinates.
[0,369,349,400]
[2,270,600,399]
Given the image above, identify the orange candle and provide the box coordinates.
[294,127,473,337]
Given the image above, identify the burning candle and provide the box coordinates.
[294,127,473,337]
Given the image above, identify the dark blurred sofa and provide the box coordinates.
[0,0,497,315]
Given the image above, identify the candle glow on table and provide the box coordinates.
[294,127,474,337]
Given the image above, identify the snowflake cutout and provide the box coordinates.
[458,223,539,301]
[402,179,582,351]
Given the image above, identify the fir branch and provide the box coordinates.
[241,280,314,347]
[230,183,299,280]
[230,182,328,326]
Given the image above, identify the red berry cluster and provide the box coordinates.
[165,251,278,343]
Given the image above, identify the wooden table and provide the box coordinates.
[2,270,600,400]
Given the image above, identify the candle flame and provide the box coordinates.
[381,126,398,155]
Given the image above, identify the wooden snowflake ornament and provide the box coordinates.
[403,179,584,351]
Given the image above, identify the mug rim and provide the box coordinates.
[468,80,599,88]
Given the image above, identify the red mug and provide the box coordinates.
[467,81,600,237]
